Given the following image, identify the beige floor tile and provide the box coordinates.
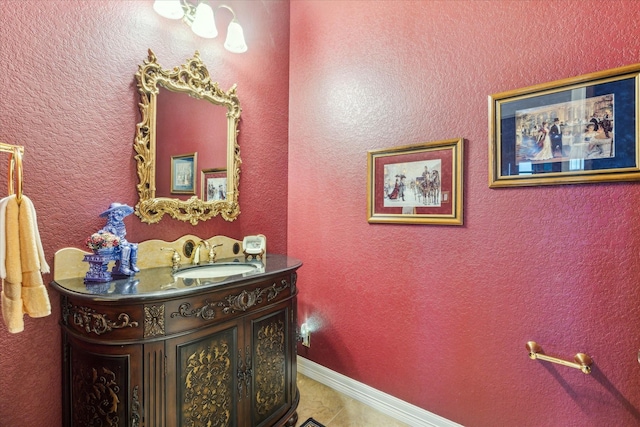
[296,374,351,426]
[326,398,410,427]
[295,374,410,427]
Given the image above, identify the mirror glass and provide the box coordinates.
[155,87,228,198]
[134,49,241,224]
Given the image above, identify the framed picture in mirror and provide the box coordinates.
[201,168,227,201]
[171,153,197,194]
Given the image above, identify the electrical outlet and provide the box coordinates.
[300,323,311,347]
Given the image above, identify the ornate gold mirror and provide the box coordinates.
[134,49,241,224]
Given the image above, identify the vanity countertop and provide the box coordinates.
[50,253,302,302]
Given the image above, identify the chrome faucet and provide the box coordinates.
[192,240,210,265]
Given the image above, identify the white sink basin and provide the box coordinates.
[173,263,259,279]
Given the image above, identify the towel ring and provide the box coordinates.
[8,147,23,203]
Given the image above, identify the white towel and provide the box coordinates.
[27,196,49,274]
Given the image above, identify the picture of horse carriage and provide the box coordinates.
[384,159,442,207]
[413,169,441,206]
[369,138,462,225]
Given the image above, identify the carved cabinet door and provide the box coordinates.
[63,334,143,427]
[165,320,241,427]
[163,300,296,427]
[246,301,296,427]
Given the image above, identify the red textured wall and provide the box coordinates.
[289,1,640,426]
[0,1,289,425]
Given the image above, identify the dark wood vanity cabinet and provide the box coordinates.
[52,255,301,427]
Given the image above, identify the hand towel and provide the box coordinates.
[27,196,49,274]
[19,195,51,318]
[0,195,11,279]
[2,195,24,333]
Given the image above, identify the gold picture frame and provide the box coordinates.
[170,153,197,194]
[367,138,463,225]
[489,63,640,187]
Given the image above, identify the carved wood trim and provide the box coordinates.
[66,301,139,335]
[170,300,217,320]
[170,279,291,322]
[144,304,166,337]
[254,314,286,422]
[220,280,290,314]
[237,345,252,400]
[131,385,141,427]
[72,366,121,426]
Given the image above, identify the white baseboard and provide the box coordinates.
[297,356,463,427]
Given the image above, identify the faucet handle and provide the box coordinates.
[161,247,181,271]
[193,240,210,265]
[208,243,223,263]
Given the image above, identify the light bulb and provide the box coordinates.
[153,0,184,20]
[191,3,218,39]
[224,20,247,53]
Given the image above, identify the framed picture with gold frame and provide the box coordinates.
[489,63,640,187]
[171,153,197,194]
[367,138,463,225]
[201,168,227,202]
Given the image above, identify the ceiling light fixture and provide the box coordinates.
[153,0,248,53]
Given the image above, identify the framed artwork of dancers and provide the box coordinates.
[489,63,640,187]
[171,152,197,194]
[367,138,463,225]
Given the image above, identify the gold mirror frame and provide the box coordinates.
[134,49,241,225]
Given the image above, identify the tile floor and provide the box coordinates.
[295,374,410,427]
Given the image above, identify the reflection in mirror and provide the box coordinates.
[134,49,241,224]
[155,87,227,199]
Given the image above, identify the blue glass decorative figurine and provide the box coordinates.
[84,203,139,283]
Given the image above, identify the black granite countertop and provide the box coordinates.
[50,254,302,302]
